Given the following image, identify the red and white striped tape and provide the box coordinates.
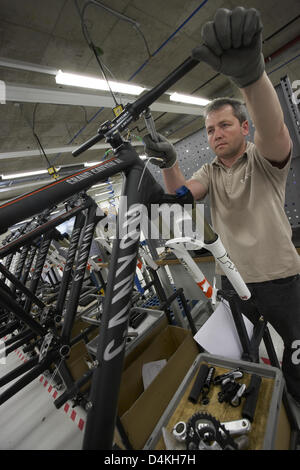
[13,347,86,432]
[38,374,85,431]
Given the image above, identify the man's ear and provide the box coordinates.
[241,120,249,136]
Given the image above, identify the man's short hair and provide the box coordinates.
[204,97,248,124]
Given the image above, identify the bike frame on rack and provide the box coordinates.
[0,194,103,397]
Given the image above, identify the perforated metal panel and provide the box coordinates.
[286,158,300,228]
[276,76,300,159]
[276,76,300,229]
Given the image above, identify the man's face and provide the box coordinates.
[205,105,249,160]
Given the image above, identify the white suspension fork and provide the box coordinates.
[166,236,251,301]
[165,239,214,300]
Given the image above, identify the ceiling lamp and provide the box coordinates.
[56,70,145,96]
[1,169,49,180]
[169,92,210,107]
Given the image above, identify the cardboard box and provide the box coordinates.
[118,324,199,449]
[65,320,98,392]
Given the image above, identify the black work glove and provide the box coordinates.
[143,133,177,169]
[192,7,265,88]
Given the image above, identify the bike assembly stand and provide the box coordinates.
[217,289,266,363]
[146,239,186,328]
[217,288,300,449]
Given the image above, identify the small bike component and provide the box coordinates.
[185,412,238,450]
[221,418,251,437]
[233,435,250,450]
[39,331,53,362]
[242,374,262,422]
[230,383,247,407]
[144,108,159,142]
[218,380,239,403]
[129,309,147,329]
[214,368,243,385]
[172,421,187,442]
[218,379,246,407]
[201,366,215,405]
[188,363,209,404]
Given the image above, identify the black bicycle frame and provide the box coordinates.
[0,55,201,449]
[82,162,169,449]
[52,211,87,319]
[0,197,92,259]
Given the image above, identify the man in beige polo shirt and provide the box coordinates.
[144,7,300,406]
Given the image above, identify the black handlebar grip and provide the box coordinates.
[242,374,262,422]
[188,363,209,404]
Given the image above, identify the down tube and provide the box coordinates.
[82,166,160,450]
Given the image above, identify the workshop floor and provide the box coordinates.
[0,348,85,450]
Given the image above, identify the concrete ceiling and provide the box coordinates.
[0,0,299,202]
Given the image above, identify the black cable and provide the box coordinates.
[19,104,52,169]
[33,131,52,168]
[263,14,300,44]
[90,42,119,107]
[32,103,52,168]
[81,0,152,59]
[191,73,220,94]
[74,0,119,107]
[132,23,152,59]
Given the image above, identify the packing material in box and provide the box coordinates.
[118,323,199,449]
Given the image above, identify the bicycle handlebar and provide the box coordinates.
[130,56,199,115]
[72,131,105,157]
[72,56,200,157]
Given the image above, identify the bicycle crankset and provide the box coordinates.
[185,412,238,450]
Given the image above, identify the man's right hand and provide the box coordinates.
[143,133,177,169]
[192,7,265,89]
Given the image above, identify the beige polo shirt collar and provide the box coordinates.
[211,143,249,170]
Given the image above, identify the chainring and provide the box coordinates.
[185,412,238,450]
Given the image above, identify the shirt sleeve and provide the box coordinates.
[252,141,293,185]
[191,163,210,193]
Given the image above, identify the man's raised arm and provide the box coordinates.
[191,6,291,165]
[240,73,291,165]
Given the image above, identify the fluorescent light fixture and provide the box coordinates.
[169,92,211,107]
[90,182,108,189]
[84,161,102,167]
[95,190,115,197]
[1,169,49,180]
[56,70,145,96]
